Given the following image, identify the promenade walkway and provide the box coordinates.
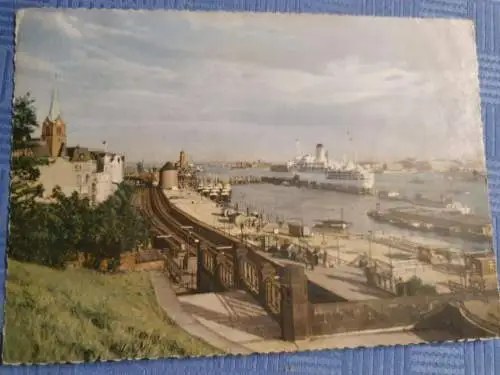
[273,258,393,301]
[163,189,468,297]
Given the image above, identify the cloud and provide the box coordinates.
[22,9,142,41]
[13,10,484,162]
[182,11,248,32]
[84,22,137,38]
[52,12,82,39]
[15,51,57,75]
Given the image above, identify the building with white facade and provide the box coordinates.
[93,171,113,204]
[37,158,97,200]
[27,88,125,205]
[102,153,125,185]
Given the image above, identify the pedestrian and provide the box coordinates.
[307,250,315,271]
[313,251,319,268]
[322,251,328,267]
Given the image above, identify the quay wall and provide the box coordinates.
[311,290,499,336]
[414,302,497,339]
[207,175,374,195]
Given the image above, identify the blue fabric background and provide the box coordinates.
[1,0,500,374]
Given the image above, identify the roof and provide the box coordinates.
[47,87,62,122]
[18,139,51,157]
[160,161,176,171]
[66,146,97,162]
[31,143,51,158]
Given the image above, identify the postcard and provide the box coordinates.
[4,9,499,364]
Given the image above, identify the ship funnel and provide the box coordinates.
[315,143,326,163]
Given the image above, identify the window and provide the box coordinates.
[488,260,496,273]
[85,174,90,184]
[76,175,82,185]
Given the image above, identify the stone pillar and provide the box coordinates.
[195,240,204,292]
[280,264,310,341]
[233,246,248,289]
[259,263,275,305]
[215,252,227,292]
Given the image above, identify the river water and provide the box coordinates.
[199,167,492,251]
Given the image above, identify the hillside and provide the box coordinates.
[3,259,219,364]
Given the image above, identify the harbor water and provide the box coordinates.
[200,167,491,251]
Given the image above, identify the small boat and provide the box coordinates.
[313,219,352,232]
[378,190,401,200]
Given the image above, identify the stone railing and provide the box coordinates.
[310,291,499,336]
[234,247,282,320]
[163,253,183,283]
[456,295,500,336]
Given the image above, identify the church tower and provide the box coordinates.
[41,87,67,158]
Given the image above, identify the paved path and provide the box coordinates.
[149,271,252,355]
[150,271,460,353]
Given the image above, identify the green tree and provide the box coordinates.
[49,187,94,264]
[8,93,48,262]
[9,93,47,206]
[8,93,150,270]
[82,184,150,269]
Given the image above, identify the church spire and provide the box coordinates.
[48,86,61,122]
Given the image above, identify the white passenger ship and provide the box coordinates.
[325,160,375,192]
[282,142,375,194]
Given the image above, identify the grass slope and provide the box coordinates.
[3,259,219,364]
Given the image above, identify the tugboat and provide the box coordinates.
[313,219,352,233]
[377,190,402,201]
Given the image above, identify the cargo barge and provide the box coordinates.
[377,191,458,209]
[262,175,373,195]
[367,207,492,243]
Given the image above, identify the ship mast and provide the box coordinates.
[295,139,301,159]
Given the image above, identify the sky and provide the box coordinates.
[14,9,485,164]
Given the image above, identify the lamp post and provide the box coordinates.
[337,235,341,264]
[368,230,373,260]
[388,243,393,276]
